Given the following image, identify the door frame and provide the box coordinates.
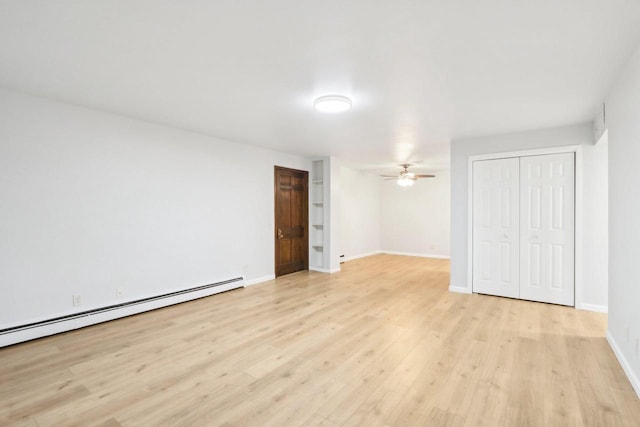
[274,166,309,277]
[467,145,584,308]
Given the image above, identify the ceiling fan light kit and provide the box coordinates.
[380,163,436,187]
[313,95,352,114]
[397,176,415,187]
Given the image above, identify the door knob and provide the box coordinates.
[278,228,284,239]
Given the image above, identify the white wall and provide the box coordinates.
[339,165,382,260]
[450,123,609,310]
[328,157,342,272]
[604,42,640,396]
[582,137,609,308]
[380,169,450,258]
[0,88,309,329]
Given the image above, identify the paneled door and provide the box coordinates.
[519,153,575,306]
[274,166,309,277]
[472,158,520,298]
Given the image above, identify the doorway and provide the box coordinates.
[274,166,309,277]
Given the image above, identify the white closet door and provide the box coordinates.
[472,158,520,298]
[519,153,575,306]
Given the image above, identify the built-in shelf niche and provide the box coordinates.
[310,160,326,270]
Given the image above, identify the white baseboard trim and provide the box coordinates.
[607,330,640,398]
[0,280,243,348]
[243,275,275,287]
[449,285,472,294]
[382,251,450,260]
[309,267,341,274]
[576,303,608,313]
[343,251,383,262]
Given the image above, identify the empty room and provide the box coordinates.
[1,1,640,426]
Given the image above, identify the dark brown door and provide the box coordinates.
[274,166,309,277]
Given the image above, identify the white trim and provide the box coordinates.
[467,157,474,291]
[449,285,472,294]
[309,267,341,273]
[574,146,584,310]
[343,251,383,262]
[0,281,242,348]
[576,303,608,313]
[243,275,275,287]
[467,145,582,162]
[382,251,450,259]
[607,330,640,398]
[467,145,584,308]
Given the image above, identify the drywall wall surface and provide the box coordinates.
[450,123,609,310]
[0,88,309,328]
[339,165,382,260]
[381,169,450,257]
[604,42,640,394]
[581,138,608,308]
[328,157,342,272]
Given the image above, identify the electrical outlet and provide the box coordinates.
[116,287,124,298]
[72,295,82,307]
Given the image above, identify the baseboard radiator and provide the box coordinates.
[0,277,244,348]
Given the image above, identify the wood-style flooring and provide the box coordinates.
[0,255,638,426]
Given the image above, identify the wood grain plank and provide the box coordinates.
[0,255,637,426]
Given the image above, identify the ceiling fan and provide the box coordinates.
[380,164,435,187]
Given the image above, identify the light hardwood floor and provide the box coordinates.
[1,255,638,426]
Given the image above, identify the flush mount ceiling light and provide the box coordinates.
[313,95,352,114]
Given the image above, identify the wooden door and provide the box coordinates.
[519,153,575,306]
[274,166,309,277]
[472,157,521,299]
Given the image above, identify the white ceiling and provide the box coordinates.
[1,1,640,173]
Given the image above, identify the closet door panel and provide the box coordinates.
[519,153,575,306]
[472,158,520,298]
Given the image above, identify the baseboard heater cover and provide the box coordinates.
[0,277,243,347]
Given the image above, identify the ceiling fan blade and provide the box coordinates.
[415,174,436,178]
[384,177,398,180]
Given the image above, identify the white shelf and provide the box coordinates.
[310,159,326,270]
